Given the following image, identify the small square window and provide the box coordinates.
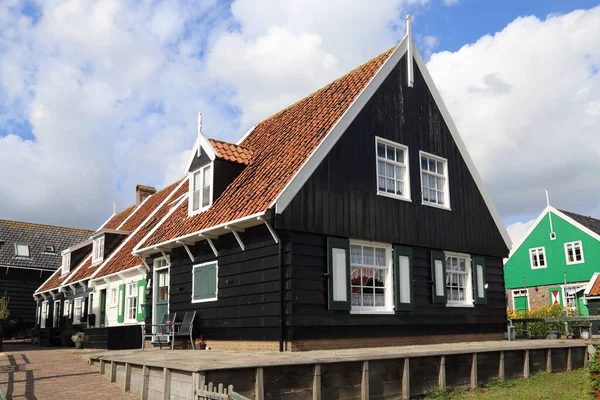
[564,241,584,265]
[44,245,55,253]
[529,247,547,269]
[15,244,30,258]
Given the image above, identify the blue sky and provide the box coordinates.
[0,0,599,246]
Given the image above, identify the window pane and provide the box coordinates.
[386,163,394,178]
[386,178,394,193]
[202,186,210,207]
[375,248,386,266]
[437,161,444,173]
[437,191,445,205]
[386,146,394,161]
[429,158,436,172]
[395,166,403,180]
[377,161,385,175]
[374,269,385,287]
[193,171,201,190]
[363,246,374,266]
[421,157,428,170]
[350,245,362,264]
[377,143,385,158]
[396,149,404,163]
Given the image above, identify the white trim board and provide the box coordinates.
[270,34,511,250]
[184,134,217,174]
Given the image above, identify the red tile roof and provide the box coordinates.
[589,275,600,296]
[94,180,188,279]
[36,180,182,293]
[209,139,253,165]
[139,47,394,249]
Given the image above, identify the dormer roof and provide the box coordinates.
[208,139,254,165]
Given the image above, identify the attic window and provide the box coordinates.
[376,137,410,202]
[420,151,450,210]
[44,245,56,254]
[189,163,213,215]
[15,244,30,258]
[61,251,71,275]
[92,236,105,265]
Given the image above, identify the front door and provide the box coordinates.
[153,259,170,341]
[99,289,107,326]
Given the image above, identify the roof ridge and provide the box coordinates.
[241,46,397,144]
[558,208,600,221]
[0,219,94,234]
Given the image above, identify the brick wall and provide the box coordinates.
[203,333,503,352]
[506,281,588,310]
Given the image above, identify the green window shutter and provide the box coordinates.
[431,250,447,304]
[548,287,563,306]
[193,263,218,301]
[472,256,487,305]
[327,237,351,311]
[394,246,414,312]
[117,284,125,323]
[83,296,88,322]
[70,298,75,319]
[137,280,147,322]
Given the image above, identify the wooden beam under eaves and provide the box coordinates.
[225,226,245,251]
[177,241,195,263]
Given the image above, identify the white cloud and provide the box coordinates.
[427,7,600,219]
[443,0,460,6]
[507,219,536,250]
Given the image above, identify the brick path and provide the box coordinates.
[0,343,135,400]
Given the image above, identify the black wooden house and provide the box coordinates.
[132,25,512,352]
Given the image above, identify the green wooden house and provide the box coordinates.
[504,206,600,314]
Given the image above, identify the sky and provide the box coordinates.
[0,0,599,249]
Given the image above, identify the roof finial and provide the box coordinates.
[406,15,414,88]
[545,188,550,207]
[197,112,203,157]
[113,201,116,215]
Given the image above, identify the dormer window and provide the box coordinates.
[61,251,71,275]
[92,236,105,265]
[15,244,30,258]
[190,164,212,215]
[44,245,56,254]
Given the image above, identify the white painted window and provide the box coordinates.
[73,297,83,324]
[420,151,449,209]
[445,252,473,306]
[529,247,547,269]
[63,299,70,317]
[562,284,586,310]
[110,288,118,307]
[15,244,29,257]
[61,251,71,275]
[376,137,410,201]
[41,301,48,327]
[189,164,213,214]
[125,282,137,322]
[350,242,393,313]
[564,241,584,265]
[92,236,105,265]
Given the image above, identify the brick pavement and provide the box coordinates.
[0,343,135,400]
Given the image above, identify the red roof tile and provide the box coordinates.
[139,47,394,249]
[209,139,253,165]
[103,205,136,230]
[589,275,600,296]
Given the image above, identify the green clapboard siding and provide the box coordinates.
[514,296,528,311]
[504,211,600,288]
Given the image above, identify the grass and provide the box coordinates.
[424,369,594,400]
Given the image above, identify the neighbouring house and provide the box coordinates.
[583,273,600,334]
[126,21,511,352]
[0,219,92,335]
[504,205,600,316]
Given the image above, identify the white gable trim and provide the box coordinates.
[271,37,409,214]
[236,125,256,146]
[271,34,511,249]
[585,273,600,296]
[507,206,551,258]
[184,134,217,174]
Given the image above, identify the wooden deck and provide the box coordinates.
[85,339,597,400]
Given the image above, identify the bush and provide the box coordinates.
[587,345,600,395]
[507,304,576,337]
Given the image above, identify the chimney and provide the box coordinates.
[136,184,156,205]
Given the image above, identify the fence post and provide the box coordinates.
[163,368,171,400]
[402,358,410,400]
[470,353,478,389]
[546,349,552,373]
[124,363,132,392]
[109,361,117,383]
[361,361,369,400]
[438,355,446,391]
[141,365,150,400]
[255,367,264,400]
[523,350,529,379]
[567,348,572,371]
[313,364,321,400]
[498,351,505,381]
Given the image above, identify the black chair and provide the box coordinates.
[173,311,196,349]
[141,312,177,350]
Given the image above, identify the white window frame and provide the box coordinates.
[512,288,530,310]
[419,151,450,210]
[349,240,394,314]
[41,301,48,327]
[188,163,214,215]
[375,137,411,202]
[125,282,138,323]
[192,261,219,304]
[73,297,83,324]
[61,251,71,276]
[14,243,30,258]
[110,288,118,308]
[92,235,105,265]
[529,247,547,269]
[562,283,586,310]
[88,292,94,316]
[444,251,473,307]
[63,299,70,317]
[564,241,584,265]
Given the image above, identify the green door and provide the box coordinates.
[577,292,589,316]
[99,289,107,326]
[154,268,169,341]
[514,296,528,311]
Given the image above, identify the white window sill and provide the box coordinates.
[566,261,584,266]
[446,302,474,308]
[91,260,103,267]
[350,309,395,315]
[530,265,547,270]
[377,191,411,203]
[192,297,218,304]
[422,201,451,211]
[188,205,211,217]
